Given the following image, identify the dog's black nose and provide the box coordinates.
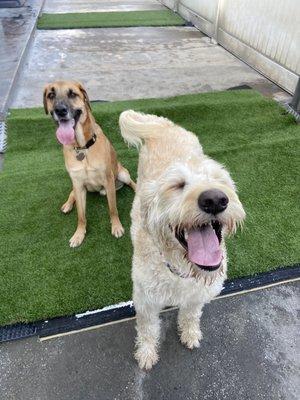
[198,189,228,215]
[54,104,68,117]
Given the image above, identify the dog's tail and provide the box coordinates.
[119,110,174,148]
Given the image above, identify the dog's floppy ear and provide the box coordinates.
[78,83,91,111]
[43,84,49,114]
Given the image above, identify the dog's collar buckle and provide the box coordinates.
[74,133,97,160]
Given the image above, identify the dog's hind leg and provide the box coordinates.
[61,190,75,214]
[178,303,203,349]
[117,163,136,192]
[100,178,126,196]
[134,302,161,370]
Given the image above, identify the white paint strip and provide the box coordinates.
[39,316,137,341]
[39,277,300,342]
[75,300,133,319]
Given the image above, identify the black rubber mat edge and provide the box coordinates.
[1,264,299,343]
[227,84,252,90]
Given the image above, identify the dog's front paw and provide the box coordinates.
[180,329,202,350]
[69,231,85,248]
[135,345,159,371]
[111,222,124,238]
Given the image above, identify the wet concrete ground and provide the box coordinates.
[43,0,165,14]
[0,282,299,400]
[0,0,43,118]
[0,0,291,112]
[11,26,280,108]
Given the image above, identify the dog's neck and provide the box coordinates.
[75,111,95,148]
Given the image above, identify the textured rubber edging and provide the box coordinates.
[0,264,299,343]
[0,121,7,153]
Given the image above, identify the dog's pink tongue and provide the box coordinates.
[56,120,75,145]
[187,225,222,267]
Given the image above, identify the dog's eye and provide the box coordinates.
[176,181,186,189]
[170,181,186,190]
[47,92,55,100]
[68,90,78,99]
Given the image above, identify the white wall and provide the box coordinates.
[160,0,300,93]
[180,0,219,23]
[178,0,219,36]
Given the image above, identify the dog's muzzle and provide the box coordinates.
[198,189,228,215]
[172,189,228,272]
[52,101,82,125]
[175,221,223,272]
[52,105,82,146]
[54,104,68,119]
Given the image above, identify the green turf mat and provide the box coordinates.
[37,10,185,30]
[1,90,299,326]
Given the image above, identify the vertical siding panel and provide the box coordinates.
[216,0,300,73]
[173,0,300,88]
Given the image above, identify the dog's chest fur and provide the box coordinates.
[67,159,107,192]
[132,239,225,309]
[64,148,107,192]
[63,128,115,192]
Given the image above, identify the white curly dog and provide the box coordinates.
[119,110,245,370]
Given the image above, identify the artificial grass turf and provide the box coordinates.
[37,10,185,30]
[0,90,299,326]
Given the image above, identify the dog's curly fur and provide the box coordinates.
[119,110,245,370]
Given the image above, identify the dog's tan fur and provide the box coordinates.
[44,81,135,247]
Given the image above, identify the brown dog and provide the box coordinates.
[43,81,135,247]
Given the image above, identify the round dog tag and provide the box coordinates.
[76,152,85,161]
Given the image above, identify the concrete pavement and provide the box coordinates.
[42,0,165,14]
[0,0,44,118]
[11,25,278,109]
[0,282,299,400]
[0,0,290,111]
